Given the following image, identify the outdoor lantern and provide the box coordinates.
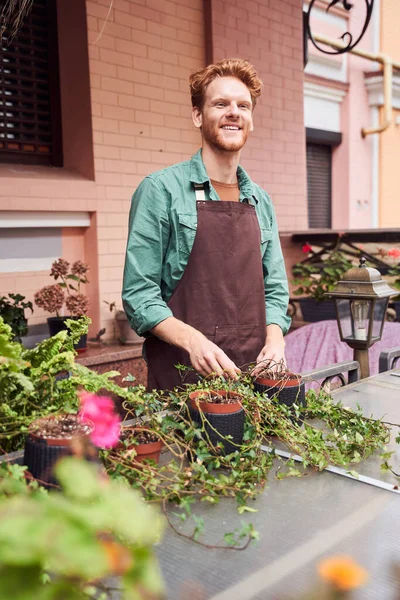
[325,257,398,379]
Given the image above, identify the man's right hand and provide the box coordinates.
[151,317,240,379]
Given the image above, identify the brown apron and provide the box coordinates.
[145,184,266,391]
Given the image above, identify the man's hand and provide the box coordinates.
[252,324,286,377]
[151,317,240,379]
[186,331,240,378]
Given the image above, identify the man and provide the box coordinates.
[122,58,291,391]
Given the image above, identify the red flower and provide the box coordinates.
[302,243,312,253]
[79,392,121,449]
[387,247,400,259]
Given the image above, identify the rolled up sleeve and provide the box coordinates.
[122,177,172,336]
[262,203,291,335]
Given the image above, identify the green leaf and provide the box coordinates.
[347,470,360,479]
[237,506,258,514]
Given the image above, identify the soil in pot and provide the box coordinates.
[119,427,164,465]
[24,414,94,487]
[47,317,87,353]
[188,390,244,455]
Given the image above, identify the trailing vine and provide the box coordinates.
[0,318,397,549]
[102,373,394,547]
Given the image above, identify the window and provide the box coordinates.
[306,142,332,229]
[0,0,62,165]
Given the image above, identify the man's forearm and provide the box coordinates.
[265,323,285,345]
[150,317,202,352]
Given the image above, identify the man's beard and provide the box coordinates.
[201,120,249,152]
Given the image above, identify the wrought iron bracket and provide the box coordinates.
[305,0,375,56]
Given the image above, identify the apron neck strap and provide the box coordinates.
[193,183,206,201]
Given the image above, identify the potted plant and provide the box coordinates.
[105,301,144,346]
[34,258,90,351]
[188,387,245,455]
[253,361,305,411]
[23,413,95,487]
[0,315,146,455]
[0,293,33,342]
[24,390,122,487]
[292,249,353,322]
[118,426,164,465]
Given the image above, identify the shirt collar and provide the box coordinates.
[189,149,259,205]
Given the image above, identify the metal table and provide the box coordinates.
[156,369,400,600]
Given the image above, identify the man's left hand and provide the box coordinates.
[252,324,286,376]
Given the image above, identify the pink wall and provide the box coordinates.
[308,2,375,229]
[209,0,307,231]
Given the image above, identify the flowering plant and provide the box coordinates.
[34,258,89,317]
[79,391,121,449]
[292,249,353,302]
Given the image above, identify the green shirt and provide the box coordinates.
[122,150,291,336]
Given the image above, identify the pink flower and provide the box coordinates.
[79,392,121,449]
[302,243,312,254]
[387,248,400,259]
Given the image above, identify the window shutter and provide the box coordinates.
[0,0,60,165]
[306,143,332,229]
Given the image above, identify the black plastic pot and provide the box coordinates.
[254,378,305,408]
[23,434,73,487]
[299,298,336,322]
[47,316,87,352]
[254,376,305,427]
[188,391,244,456]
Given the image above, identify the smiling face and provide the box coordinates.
[192,76,254,153]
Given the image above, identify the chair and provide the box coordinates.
[301,360,359,390]
[379,348,400,373]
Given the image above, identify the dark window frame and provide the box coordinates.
[0,0,63,166]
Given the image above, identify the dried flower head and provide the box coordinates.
[318,556,368,591]
[71,260,89,277]
[34,285,64,315]
[50,258,70,279]
[66,293,89,316]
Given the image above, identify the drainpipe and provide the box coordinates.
[312,33,400,137]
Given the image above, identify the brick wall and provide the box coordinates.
[209,0,307,231]
[86,0,205,335]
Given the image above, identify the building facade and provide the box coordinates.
[304,0,400,231]
[0,0,398,340]
[0,0,307,337]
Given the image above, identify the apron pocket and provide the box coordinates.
[178,213,197,256]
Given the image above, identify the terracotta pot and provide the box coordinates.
[188,390,243,414]
[121,427,164,464]
[115,311,144,346]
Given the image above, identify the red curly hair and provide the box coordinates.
[189,58,263,110]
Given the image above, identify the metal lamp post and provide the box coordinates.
[325,257,398,379]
